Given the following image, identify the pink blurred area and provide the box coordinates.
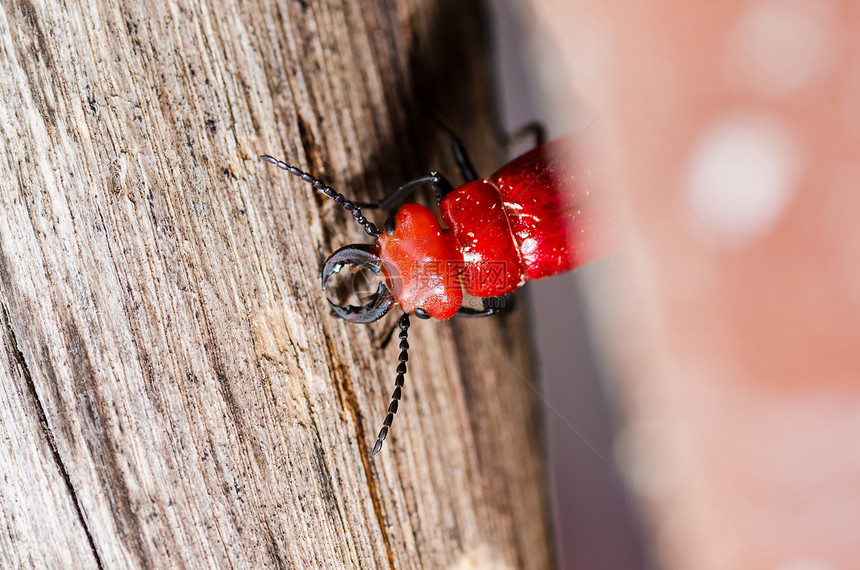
[501,0,860,568]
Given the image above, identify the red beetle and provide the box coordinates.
[263,126,604,454]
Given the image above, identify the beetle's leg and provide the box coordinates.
[372,318,400,351]
[441,129,479,182]
[506,121,546,149]
[454,293,515,317]
[425,116,479,182]
[353,172,454,211]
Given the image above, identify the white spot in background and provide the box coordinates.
[724,0,838,98]
[685,113,801,247]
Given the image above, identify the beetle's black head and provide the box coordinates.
[321,244,395,323]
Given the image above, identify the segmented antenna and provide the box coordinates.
[371,313,410,456]
[261,155,380,237]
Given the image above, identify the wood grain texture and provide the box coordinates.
[0,0,553,567]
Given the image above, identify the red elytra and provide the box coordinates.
[262,130,606,455]
[377,136,602,319]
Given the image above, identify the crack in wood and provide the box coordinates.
[332,363,396,568]
[1,304,104,570]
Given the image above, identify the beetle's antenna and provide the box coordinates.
[261,155,380,237]
[371,313,410,456]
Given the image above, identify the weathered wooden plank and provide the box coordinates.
[0,0,553,567]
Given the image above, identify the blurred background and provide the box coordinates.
[489,0,860,569]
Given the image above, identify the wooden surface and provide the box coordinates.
[0,0,553,568]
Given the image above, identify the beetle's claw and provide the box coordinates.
[322,244,395,323]
[326,282,394,323]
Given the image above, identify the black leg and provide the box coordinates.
[353,172,455,211]
[373,318,400,351]
[419,111,480,182]
[455,293,515,317]
[444,130,479,182]
[353,117,547,214]
[507,121,546,149]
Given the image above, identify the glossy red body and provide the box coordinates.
[377,136,602,319]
